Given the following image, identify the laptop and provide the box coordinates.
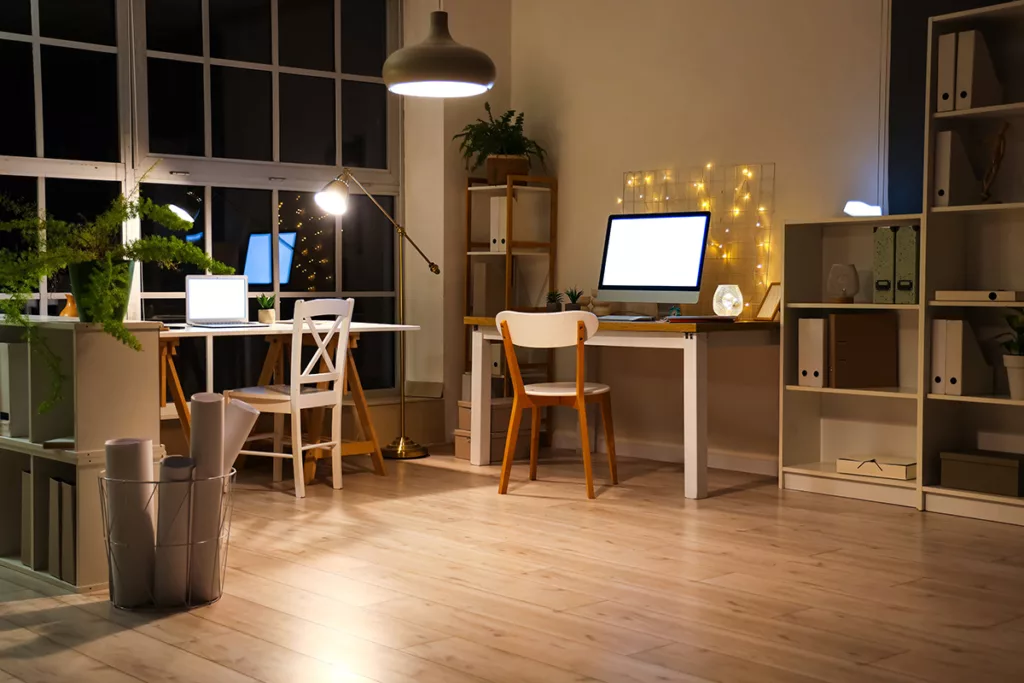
[185,275,267,328]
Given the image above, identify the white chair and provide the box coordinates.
[226,298,354,498]
[495,310,618,499]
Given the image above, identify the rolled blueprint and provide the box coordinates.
[104,438,156,608]
[188,393,225,604]
[223,399,260,473]
[154,456,194,607]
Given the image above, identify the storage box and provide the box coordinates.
[940,450,1024,497]
[836,456,916,480]
[454,427,530,463]
[457,398,513,432]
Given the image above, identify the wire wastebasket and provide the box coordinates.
[99,468,236,610]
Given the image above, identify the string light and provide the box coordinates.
[616,197,622,204]
[732,207,740,217]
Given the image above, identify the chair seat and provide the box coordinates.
[226,384,323,401]
[524,381,610,397]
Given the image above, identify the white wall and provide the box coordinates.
[509,0,887,463]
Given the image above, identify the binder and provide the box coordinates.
[945,319,991,397]
[828,312,899,389]
[894,225,920,305]
[61,481,75,584]
[933,130,978,207]
[797,318,827,388]
[936,33,957,112]
[872,227,895,304]
[48,478,61,579]
[955,30,1002,111]
[20,471,32,568]
[932,319,947,394]
[491,343,502,377]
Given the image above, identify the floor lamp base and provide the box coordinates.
[382,435,429,460]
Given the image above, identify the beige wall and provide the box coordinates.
[508,0,887,463]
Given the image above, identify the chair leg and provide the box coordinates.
[498,399,524,495]
[272,414,284,482]
[600,394,618,485]
[529,407,541,481]
[331,404,342,490]
[577,402,595,499]
[291,411,306,499]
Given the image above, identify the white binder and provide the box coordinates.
[931,319,947,394]
[936,33,957,112]
[798,318,827,388]
[955,30,1002,110]
[945,319,991,397]
[933,130,977,207]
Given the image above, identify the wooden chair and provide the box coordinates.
[225,298,353,498]
[496,310,617,499]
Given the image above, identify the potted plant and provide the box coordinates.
[545,290,564,313]
[564,287,584,311]
[0,188,232,410]
[453,102,547,185]
[1001,313,1024,400]
[257,294,276,324]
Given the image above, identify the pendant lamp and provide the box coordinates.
[383,11,496,98]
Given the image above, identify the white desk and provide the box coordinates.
[159,321,419,339]
[466,317,776,499]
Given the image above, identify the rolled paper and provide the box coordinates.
[189,393,225,604]
[104,438,156,608]
[223,399,260,473]
[154,456,194,608]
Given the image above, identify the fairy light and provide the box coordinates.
[645,175,653,185]
[616,197,622,204]
[701,200,710,210]
[732,207,740,217]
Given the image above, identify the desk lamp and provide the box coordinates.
[316,170,439,459]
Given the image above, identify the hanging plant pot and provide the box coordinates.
[69,260,135,323]
[486,155,530,185]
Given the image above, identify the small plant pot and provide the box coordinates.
[258,309,276,324]
[486,155,530,185]
[563,303,582,311]
[545,303,561,312]
[1006,355,1024,400]
[69,260,134,323]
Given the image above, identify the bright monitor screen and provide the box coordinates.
[186,276,248,322]
[597,212,710,304]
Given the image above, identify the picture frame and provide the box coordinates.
[755,282,781,321]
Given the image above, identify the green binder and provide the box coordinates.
[894,225,920,304]
[873,226,895,304]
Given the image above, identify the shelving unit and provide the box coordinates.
[786,303,918,310]
[779,2,1024,524]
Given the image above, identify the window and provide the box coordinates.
[0,0,401,391]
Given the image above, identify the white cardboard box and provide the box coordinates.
[836,456,917,480]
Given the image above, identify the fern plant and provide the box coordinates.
[452,102,547,171]
[0,188,232,410]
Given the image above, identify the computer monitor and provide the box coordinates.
[597,211,711,304]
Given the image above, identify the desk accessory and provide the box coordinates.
[316,169,439,459]
[894,226,920,304]
[713,285,743,317]
[755,282,781,320]
[797,318,827,387]
[872,227,895,304]
[828,312,898,389]
[826,265,859,303]
[935,290,1024,302]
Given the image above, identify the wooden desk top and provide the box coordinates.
[464,316,778,334]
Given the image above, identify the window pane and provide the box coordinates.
[352,297,395,390]
[42,46,119,162]
[144,299,207,398]
[341,0,387,77]
[279,0,334,72]
[39,0,116,46]
[44,178,121,292]
[209,0,271,64]
[0,0,31,34]
[0,175,38,257]
[280,191,335,292]
[148,58,205,157]
[211,66,272,161]
[341,81,387,169]
[280,74,336,165]
[146,0,203,56]
[140,184,205,293]
[0,41,36,158]
[341,194,393,292]
[211,187,272,291]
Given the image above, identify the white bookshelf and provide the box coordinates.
[779,2,1024,523]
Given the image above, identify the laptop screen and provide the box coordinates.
[186,276,248,322]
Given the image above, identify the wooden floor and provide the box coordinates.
[2,453,1024,683]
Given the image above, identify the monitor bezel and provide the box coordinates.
[596,211,711,295]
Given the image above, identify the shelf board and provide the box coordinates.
[927,393,1024,407]
[923,485,1024,508]
[785,214,921,229]
[782,462,917,489]
[929,300,1024,308]
[466,251,550,257]
[786,385,918,400]
[0,555,94,592]
[933,102,1024,121]
[468,184,551,193]
[931,202,1024,214]
[786,303,918,310]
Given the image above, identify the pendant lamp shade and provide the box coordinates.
[383,11,496,98]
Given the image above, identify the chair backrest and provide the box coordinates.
[495,311,599,349]
[290,298,355,397]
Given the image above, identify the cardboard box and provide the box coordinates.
[454,427,531,464]
[941,450,1024,497]
[457,398,513,432]
[836,456,916,480]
